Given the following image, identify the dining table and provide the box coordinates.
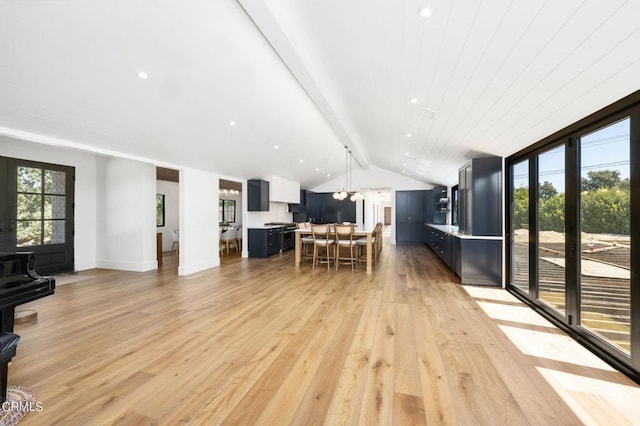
[294,228,375,273]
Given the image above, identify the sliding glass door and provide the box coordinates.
[510,160,529,294]
[506,94,639,379]
[579,118,631,354]
[537,144,566,316]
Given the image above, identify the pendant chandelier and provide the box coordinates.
[333,146,364,202]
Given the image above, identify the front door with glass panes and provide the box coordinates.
[0,157,75,274]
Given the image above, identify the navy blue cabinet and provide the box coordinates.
[396,190,427,242]
[248,228,282,257]
[292,191,355,224]
[247,179,269,211]
[458,157,502,236]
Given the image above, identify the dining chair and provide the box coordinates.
[171,229,179,256]
[220,227,237,254]
[311,224,335,270]
[375,222,384,260]
[235,225,243,251]
[356,222,382,267]
[334,224,356,270]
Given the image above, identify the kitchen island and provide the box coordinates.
[426,223,502,286]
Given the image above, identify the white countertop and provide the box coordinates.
[425,223,503,240]
[249,225,284,230]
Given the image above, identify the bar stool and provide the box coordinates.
[311,224,335,269]
[297,222,314,262]
[335,224,356,270]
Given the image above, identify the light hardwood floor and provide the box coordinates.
[12,239,640,425]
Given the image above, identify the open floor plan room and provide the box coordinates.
[13,242,640,425]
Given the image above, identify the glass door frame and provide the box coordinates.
[505,94,640,383]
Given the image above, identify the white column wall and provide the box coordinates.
[96,156,157,272]
[0,136,97,270]
[179,167,219,275]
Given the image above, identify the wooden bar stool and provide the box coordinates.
[311,224,335,270]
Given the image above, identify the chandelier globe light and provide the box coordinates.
[333,146,364,202]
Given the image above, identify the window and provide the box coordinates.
[506,91,639,380]
[156,194,165,227]
[17,166,67,246]
[579,118,631,354]
[219,199,236,223]
[510,160,529,294]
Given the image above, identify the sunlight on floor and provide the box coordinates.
[463,285,640,424]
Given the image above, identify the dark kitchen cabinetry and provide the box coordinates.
[247,179,269,212]
[323,194,356,224]
[426,225,452,268]
[396,190,427,242]
[248,227,282,258]
[458,157,502,236]
[291,191,356,224]
[425,224,501,286]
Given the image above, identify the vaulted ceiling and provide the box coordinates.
[2,0,639,187]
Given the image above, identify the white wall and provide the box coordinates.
[179,167,219,275]
[96,157,157,272]
[156,180,179,252]
[0,136,98,270]
[312,165,432,192]
[246,202,292,228]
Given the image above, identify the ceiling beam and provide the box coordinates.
[237,0,369,170]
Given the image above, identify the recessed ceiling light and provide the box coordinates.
[315,167,320,171]
[403,163,407,167]
[274,145,279,149]
[402,170,407,174]
[406,133,412,138]
[405,152,409,156]
[299,159,304,163]
[410,98,418,103]
[419,7,432,18]
[326,173,331,177]
[137,71,148,79]
[229,121,236,126]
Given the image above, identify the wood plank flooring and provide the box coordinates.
[12,239,640,425]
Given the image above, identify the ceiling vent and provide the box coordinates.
[419,108,436,120]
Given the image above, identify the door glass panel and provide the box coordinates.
[537,145,565,315]
[511,160,529,293]
[17,167,42,193]
[44,170,66,194]
[17,221,42,246]
[17,194,42,220]
[44,195,66,219]
[44,220,65,244]
[579,118,630,354]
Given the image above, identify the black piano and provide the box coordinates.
[0,252,55,401]
[0,252,56,332]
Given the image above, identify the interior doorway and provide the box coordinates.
[156,167,179,270]
[219,179,243,265]
[384,206,391,225]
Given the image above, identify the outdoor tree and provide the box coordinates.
[512,186,528,229]
[581,170,622,191]
[539,181,558,200]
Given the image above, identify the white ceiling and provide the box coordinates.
[2,0,640,187]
